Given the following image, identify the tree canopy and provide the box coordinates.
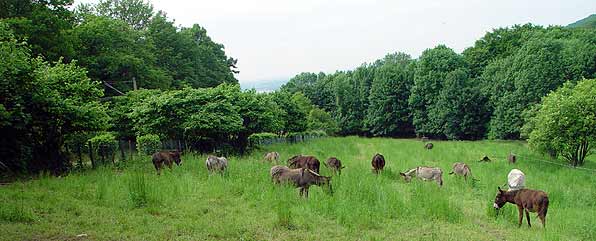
[525,79,596,166]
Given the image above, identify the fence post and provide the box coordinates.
[128,140,133,160]
[120,140,126,161]
[88,141,95,169]
[77,144,83,168]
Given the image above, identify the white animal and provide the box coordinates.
[507,169,525,190]
[206,155,228,174]
[400,166,444,186]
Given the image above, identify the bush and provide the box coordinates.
[525,79,596,166]
[137,134,161,155]
[88,132,118,163]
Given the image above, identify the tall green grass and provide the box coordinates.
[0,137,595,240]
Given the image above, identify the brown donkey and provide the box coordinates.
[493,187,549,228]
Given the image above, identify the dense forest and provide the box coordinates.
[1,0,594,174]
[282,23,596,141]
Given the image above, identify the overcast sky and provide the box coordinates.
[76,0,595,84]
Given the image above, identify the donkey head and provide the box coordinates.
[169,150,182,166]
[399,171,413,182]
[493,187,507,209]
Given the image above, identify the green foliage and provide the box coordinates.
[95,0,154,30]
[526,79,596,166]
[365,53,415,137]
[136,134,161,155]
[0,0,76,62]
[129,84,287,153]
[281,72,326,103]
[88,132,118,159]
[463,24,543,78]
[483,36,591,139]
[308,107,338,135]
[272,91,309,133]
[409,45,472,138]
[0,23,109,173]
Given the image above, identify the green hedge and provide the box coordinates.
[88,132,118,163]
[137,134,161,155]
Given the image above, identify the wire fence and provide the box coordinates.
[488,153,596,173]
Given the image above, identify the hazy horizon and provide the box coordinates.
[75,0,595,85]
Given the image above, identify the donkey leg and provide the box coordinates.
[517,206,524,227]
[539,214,546,228]
[304,187,309,198]
[525,209,531,227]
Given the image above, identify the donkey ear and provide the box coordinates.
[498,186,503,192]
[341,166,346,169]
[399,172,405,176]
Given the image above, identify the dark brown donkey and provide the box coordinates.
[371,153,385,174]
[324,157,345,175]
[288,155,320,174]
[152,150,182,175]
[493,187,549,227]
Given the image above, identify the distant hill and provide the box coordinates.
[567,14,596,28]
[240,79,288,92]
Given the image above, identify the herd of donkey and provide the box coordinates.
[150,140,549,229]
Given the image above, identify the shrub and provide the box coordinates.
[525,79,596,166]
[88,132,118,163]
[137,134,161,155]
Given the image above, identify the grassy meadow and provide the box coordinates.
[1,137,595,240]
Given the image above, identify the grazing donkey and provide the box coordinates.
[206,155,228,174]
[424,142,434,149]
[371,153,385,174]
[152,150,182,175]
[287,155,320,174]
[324,157,345,175]
[449,162,472,181]
[508,152,517,164]
[493,187,549,228]
[264,152,280,164]
[400,166,443,186]
[270,165,332,197]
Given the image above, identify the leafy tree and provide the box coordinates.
[431,69,489,139]
[272,91,308,133]
[129,84,283,153]
[178,24,239,87]
[281,72,325,101]
[1,0,76,61]
[333,72,365,135]
[365,53,415,137]
[483,38,569,139]
[0,23,109,173]
[73,15,170,94]
[308,108,338,135]
[409,45,467,138]
[95,0,154,30]
[526,79,596,166]
[463,24,543,78]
